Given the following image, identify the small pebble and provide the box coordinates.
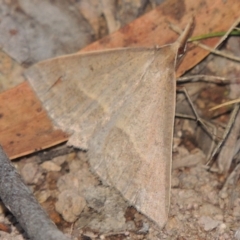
[55,190,86,222]
[52,155,67,166]
[41,161,61,172]
[21,162,41,184]
[198,216,221,231]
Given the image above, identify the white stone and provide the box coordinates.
[198,216,221,231]
[55,190,86,222]
[41,161,61,171]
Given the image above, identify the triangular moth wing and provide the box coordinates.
[88,45,177,228]
[25,48,160,149]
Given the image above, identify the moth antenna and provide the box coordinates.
[173,17,195,66]
[175,16,195,51]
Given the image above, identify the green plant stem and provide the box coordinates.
[188,30,240,42]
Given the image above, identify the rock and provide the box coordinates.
[177,189,203,207]
[218,223,227,234]
[57,167,99,193]
[41,161,61,172]
[165,216,182,232]
[55,190,86,222]
[52,155,67,166]
[172,149,205,169]
[68,158,83,173]
[138,222,149,234]
[83,186,106,212]
[35,190,51,203]
[76,186,129,233]
[233,206,240,217]
[21,162,42,184]
[179,173,199,189]
[199,203,223,218]
[198,216,222,231]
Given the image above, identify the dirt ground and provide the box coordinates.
[1,1,240,239]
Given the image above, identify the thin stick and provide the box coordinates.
[177,75,232,84]
[194,42,240,62]
[0,145,70,240]
[175,113,197,121]
[175,112,217,151]
[219,163,240,198]
[206,104,240,166]
[210,98,240,111]
[216,107,240,173]
[177,87,212,136]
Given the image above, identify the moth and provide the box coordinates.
[25,21,192,228]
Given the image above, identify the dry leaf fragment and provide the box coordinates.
[25,22,192,228]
